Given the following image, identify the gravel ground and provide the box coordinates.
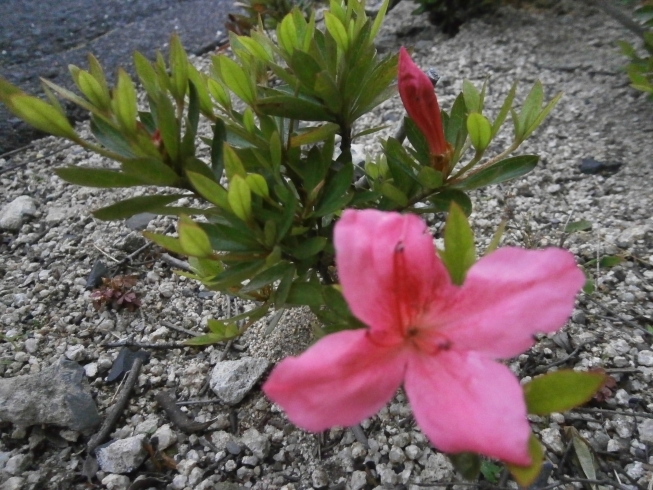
[1,1,653,490]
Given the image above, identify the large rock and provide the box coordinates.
[95,435,148,474]
[209,357,269,405]
[0,358,100,432]
[0,196,37,231]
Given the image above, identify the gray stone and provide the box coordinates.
[4,453,31,475]
[152,424,177,450]
[0,358,99,432]
[95,435,147,474]
[171,474,188,489]
[350,471,367,490]
[0,196,37,231]
[0,477,25,490]
[24,338,39,354]
[45,206,78,224]
[637,419,653,444]
[65,344,86,362]
[241,428,270,460]
[209,357,269,405]
[405,444,420,460]
[101,474,131,490]
[637,350,653,367]
[540,428,565,453]
[312,468,328,488]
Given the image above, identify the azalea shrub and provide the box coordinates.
[0,0,605,483]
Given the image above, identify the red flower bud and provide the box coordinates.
[398,47,449,160]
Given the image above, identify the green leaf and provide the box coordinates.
[206,260,265,289]
[112,69,138,133]
[324,12,349,52]
[245,173,269,198]
[186,171,230,210]
[416,167,443,190]
[370,0,390,40]
[507,434,544,487]
[491,81,516,138]
[462,80,481,112]
[583,276,595,295]
[380,182,408,207]
[77,70,111,110]
[223,144,247,179]
[121,158,179,186]
[241,261,294,293]
[523,91,562,140]
[7,94,77,139]
[216,55,255,105]
[184,322,240,346]
[169,33,189,103]
[564,219,592,233]
[455,155,538,190]
[449,453,481,481]
[485,220,506,254]
[55,167,146,188]
[92,194,185,220]
[143,231,186,255]
[286,281,324,307]
[523,370,606,415]
[440,202,475,285]
[429,189,472,216]
[313,164,354,217]
[517,80,544,139]
[178,215,213,257]
[90,116,135,158]
[228,175,253,222]
[155,91,179,163]
[291,237,327,260]
[480,461,501,484]
[256,95,333,121]
[466,112,492,152]
[290,123,340,147]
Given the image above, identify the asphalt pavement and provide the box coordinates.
[0,0,232,154]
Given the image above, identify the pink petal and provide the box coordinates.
[432,247,585,359]
[263,329,407,432]
[334,209,452,339]
[405,349,531,465]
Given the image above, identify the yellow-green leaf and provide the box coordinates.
[8,94,77,139]
[523,370,606,415]
[466,112,492,152]
[228,175,252,222]
[178,215,213,258]
[112,69,138,133]
[245,173,269,198]
[507,434,544,487]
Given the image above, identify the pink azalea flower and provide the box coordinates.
[398,47,448,159]
[263,209,585,465]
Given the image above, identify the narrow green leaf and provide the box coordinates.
[523,91,562,139]
[285,281,324,307]
[492,81,516,138]
[564,219,592,233]
[370,0,390,41]
[169,33,189,103]
[429,189,472,216]
[55,167,146,187]
[228,175,252,222]
[186,171,230,210]
[380,182,408,206]
[324,12,349,52]
[133,51,159,97]
[440,202,475,285]
[416,167,443,190]
[223,144,247,180]
[178,215,213,257]
[507,434,544,488]
[143,231,186,255]
[8,95,77,139]
[455,155,538,191]
[245,173,269,198]
[485,219,506,254]
[113,69,138,133]
[216,55,255,105]
[290,123,340,147]
[92,194,184,220]
[121,158,179,186]
[523,370,606,415]
[155,91,180,163]
[462,80,480,113]
[291,237,327,260]
[241,261,294,293]
[90,115,135,158]
[466,112,492,152]
[256,95,333,121]
[77,70,111,110]
[517,80,543,139]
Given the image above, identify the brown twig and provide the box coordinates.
[154,391,217,433]
[160,253,192,272]
[87,357,143,453]
[161,321,202,337]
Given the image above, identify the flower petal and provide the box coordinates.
[335,209,453,338]
[263,329,406,432]
[434,247,585,359]
[405,349,531,465]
